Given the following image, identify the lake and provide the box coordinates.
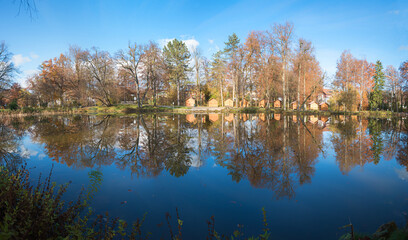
[1,113,408,239]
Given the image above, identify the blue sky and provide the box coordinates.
[1,0,407,86]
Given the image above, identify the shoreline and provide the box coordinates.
[0,105,407,117]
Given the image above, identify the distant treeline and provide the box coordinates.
[0,22,407,111]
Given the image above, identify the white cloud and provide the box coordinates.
[183,39,199,52]
[399,45,408,51]
[158,37,200,52]
[388,10,400,15]
[30,53,39,59]
[209,39,214,44]
[12,54,31,67]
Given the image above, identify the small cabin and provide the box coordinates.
[308,101,318,110]
[319,102,329,111]
[290,101,297,110]
[208,99,218,107]
[259,99,266,108]
[209,114,219,122]
[186,114,196,123]
[240,99,249,108]
[224,99,234,107]
[186,98,195,107]
[273,99,282,108]
[292,115,297,123]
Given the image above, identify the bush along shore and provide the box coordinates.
[1,165,408,239]
[1,104,408,117]
[0,164,275,240]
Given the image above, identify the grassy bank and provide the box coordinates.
[1,105,407,117]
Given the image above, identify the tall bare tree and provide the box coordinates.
[84,48,117,106]
[270,22,294,110]
[0,42,17,90]
[116,43,145,107]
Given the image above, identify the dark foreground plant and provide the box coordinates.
[0,164,275,239]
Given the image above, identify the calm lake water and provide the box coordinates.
[1,113,408,239]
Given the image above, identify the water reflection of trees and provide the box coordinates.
[3,113,408,198]
[329,116,407,174]
[0,117,33,171]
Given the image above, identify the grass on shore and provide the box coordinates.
[0,104,406,117]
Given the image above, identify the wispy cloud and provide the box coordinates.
[12,54,31,67]
[399,45,408,51]
[208,39,214,44]
[30,53,39,59]
[387,10,400,15]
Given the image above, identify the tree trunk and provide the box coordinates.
[177,79,180,106]
[297,63,301,111]
[282,62,286,110]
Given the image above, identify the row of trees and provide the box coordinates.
[0,22,325,109]
[333,50,408,111]
[1,24,408,111]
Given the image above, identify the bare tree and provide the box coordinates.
[192,47,203,105]
[141,41,165,106]
[84,48,117,106]
[116,43,145,107]
[270,22,294,110]
[0,42,17,90]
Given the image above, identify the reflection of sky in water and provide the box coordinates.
[3,114,408,240]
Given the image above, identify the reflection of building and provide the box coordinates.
[186,114,196,123]
[274,113,281,121]
[309,115,318,124]
[209,114,219,122]
[225,99,233,107]
[186,98,195,107]
[208,99,218,107]
[292,115,297,123]
[225,113,234,122]
[290,101,297,110]
[259,113,266,122]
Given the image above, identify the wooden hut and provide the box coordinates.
[292,115,297,123]
[224,99,233,107]
[208,99,218,107]
[273,99,282,108]
[186,114,196,123]
[186,98,195,107]
[319,102,329,111]
[290,101,297,110]
[240,99,249,108]
[308,101,318,110]
[209,114,219,122]
[259,99,266,108]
